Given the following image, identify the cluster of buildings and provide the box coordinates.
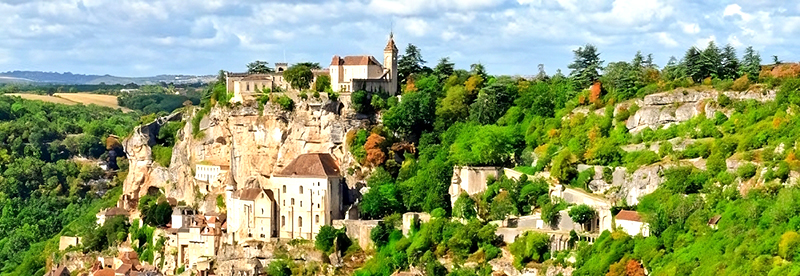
[161,153,345,270]
[226,33,399,104]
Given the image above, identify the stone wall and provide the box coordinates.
[332,219,381,249]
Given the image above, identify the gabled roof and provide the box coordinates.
[708,214,722,225]
[233,188,264,201]
[115,264,132,274]
[92,269,115,276]
[615,210,643,222]
[330,55,383,67]
[385,33,398,52]
[275,153,340,178]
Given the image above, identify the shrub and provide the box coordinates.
[299,91,308,100]
[717,93,732,107]
[731,75,751,91]
[275,95,294,111]
[152,145,173,167]
[737,163,758,179]
[713,79,734,91]
[509,231,550,269]
[315,225,346,253]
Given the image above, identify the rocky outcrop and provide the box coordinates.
[578,164,664,205]
[122,112,183,200]
[625,89,775,133]
[122,100,369,212]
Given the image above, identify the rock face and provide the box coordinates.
[625,89,775,132]
[579,164,664,205]
[122,100,368,211]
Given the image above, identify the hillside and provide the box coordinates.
[0,71,216,85]
[25,43,800,276]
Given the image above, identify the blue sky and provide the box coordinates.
[1,0,798,77]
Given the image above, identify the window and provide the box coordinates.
[281,216,285,227]
[283,200,285,206]
[317,203,320,208]
[246,83,250,91]
[291,198,295,205]
[300,201,302,207]
[282,185,286,193]
[261,208,264,214]
[315,215,319,223]
[298,216,303,227]
[300,186,303,194]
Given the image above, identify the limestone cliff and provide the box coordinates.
[122,99,369,212]
[623,88,775,132]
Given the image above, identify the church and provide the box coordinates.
[329,33,399,96]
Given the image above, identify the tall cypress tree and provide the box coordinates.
[568,44,604,89]
[398,44,426,84]
[720,44,740,80]
[700,41,722,80]
[741,46,762,79]
[682,47,703,83]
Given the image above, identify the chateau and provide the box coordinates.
[329,33,399,95]
[225,32,399,103]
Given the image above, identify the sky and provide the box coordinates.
[1,0,799,77]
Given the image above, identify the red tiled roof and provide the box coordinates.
[615,210,643,222]
[92,268,115,276]
[115,264,132,274]
[275,153,340,178]
[708,214,722,225]
[330,55,382,66]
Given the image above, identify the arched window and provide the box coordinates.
[281,216,285,226]
[298,216,303,227]
[282,185,286,193]
[315,215,319,223]
[300,186,303,194]
[291,198,295,205]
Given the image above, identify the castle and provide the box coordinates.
[329,32,399,95]
[225,32,399,103]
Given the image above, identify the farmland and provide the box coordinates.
[4,92,132,112]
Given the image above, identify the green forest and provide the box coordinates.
[0,96,139,275]
[4,39,800,276]
[333,41,800,276]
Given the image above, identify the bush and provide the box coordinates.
[737,163,758,179]
[568,204,597,225]
[509,231,550,269]
[713,79,733,91]
[152,145,173,167]
[275,95,294,111]
[731,75,751,91]
[315,225,346,253]
[717,93,732,107]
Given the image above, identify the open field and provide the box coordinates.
[5,93,132,112]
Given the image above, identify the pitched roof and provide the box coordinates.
[708,214,722,225]
[330,55,382,66]
[92,268,115,276]
[385,33,398,52]
[233,188,264,201]
[116,264,132,274]
[275,153,340,178]
[615,210,643,222]
[100,207,128,217]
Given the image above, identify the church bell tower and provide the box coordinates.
[384,32,399,95]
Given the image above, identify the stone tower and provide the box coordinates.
[384,32,399,95]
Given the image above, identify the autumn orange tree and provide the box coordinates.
[364,133,388,167]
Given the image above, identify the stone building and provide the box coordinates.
[270,153,344,240]
[330,33,398,95]
[615,210,650,237]
[167,213,225,269]
[226,188,276,243]
[448,166,502,209]
[222,153,344,242]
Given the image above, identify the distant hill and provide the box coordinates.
[0,71,216,85]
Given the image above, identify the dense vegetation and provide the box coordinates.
[337,40,800,275]
[0,95,139,274]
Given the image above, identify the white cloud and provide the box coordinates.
[695,35,716,48]
[723,4,753,21]
[679,21,700,34]
[727,35,743,47]
[399,17,429,37]
[656,32,678,47]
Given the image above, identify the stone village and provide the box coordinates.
[53,33,652,276]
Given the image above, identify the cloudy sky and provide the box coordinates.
[1,0,798,77]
